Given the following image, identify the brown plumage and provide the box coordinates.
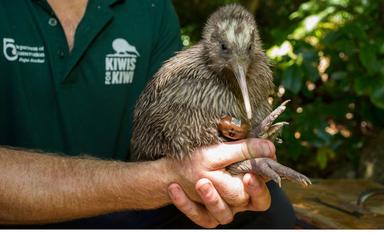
[131,4,310,186]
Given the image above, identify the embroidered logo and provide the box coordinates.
[2,38,45,63]
[105,38,139,85]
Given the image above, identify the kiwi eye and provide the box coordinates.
[220,43,228,52]
[248,45,252,51]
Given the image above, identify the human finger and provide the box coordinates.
[207,171,249,207]
[203,138,276,169]
[195,178,234,225]
[242,173,271,211]
[168,183,219,228]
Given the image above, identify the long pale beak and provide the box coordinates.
[233,63,252,120]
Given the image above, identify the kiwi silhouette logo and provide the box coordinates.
[105,38,140,85]
[112,38,140,56]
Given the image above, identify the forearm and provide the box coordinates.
[0,147,175,225]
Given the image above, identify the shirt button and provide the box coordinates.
[57,50,65,58]
[48,17,58,27]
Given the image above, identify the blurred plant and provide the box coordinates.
[266,0,384,177]
[173,0,384,178]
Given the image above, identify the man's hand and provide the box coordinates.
[166,138,276,228]
[0,139,274,225]
[168,174,270,228]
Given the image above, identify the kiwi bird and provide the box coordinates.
[131,4,310,186]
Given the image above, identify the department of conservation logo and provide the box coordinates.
[2,38,45,64]
[105,38,140,85]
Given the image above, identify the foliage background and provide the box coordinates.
[172,0,384,181]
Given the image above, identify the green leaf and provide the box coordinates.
[282,65,303,94]
[354,75,372,95]
[359,43,380,74]
[380,42,384,54]
[316,148,328,169]
[323,31,342,45]
[331,71,347,81]
[370,85,384,109]
[316,147,336,169]
[343,23,367,40]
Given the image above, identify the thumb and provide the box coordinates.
[202,138,276,169]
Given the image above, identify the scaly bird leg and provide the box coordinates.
[227,158,311,187]
[251,100,291,142]
[259,122,289,141]
[218,100,311,187]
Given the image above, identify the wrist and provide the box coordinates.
[141,158,180,207]
[101,158,181,210]
[161,156,202,203]
[158,157,180,187]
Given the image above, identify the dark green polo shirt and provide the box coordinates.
[0,0,182,160]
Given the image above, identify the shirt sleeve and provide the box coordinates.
[147,0,183,80]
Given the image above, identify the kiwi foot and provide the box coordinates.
[252,100,290,142]
[227,157,311,187]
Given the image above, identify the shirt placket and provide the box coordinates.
[29,0,69,82]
